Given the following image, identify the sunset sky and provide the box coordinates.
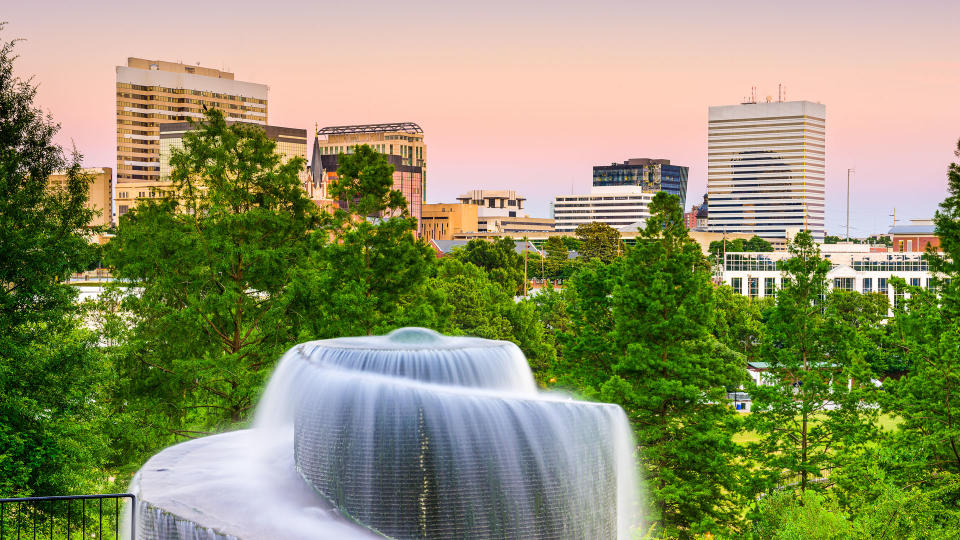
[7,1,960,235]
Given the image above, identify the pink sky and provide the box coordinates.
[7,1,960,235]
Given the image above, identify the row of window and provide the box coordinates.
[118,83,266,104]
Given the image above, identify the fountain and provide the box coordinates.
[131,328,639,539]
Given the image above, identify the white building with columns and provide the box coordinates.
[720,249,936,310]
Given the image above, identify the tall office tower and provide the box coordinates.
[593,158,689,207]
[707,100,825,240]
[314,123,426,203]
[115,58,268,190]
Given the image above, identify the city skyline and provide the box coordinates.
[6,0,960,235]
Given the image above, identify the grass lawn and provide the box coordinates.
[732,412,900,446]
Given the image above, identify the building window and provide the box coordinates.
[878,277,888,294]
[910,277,921,287]
[764,277,776,296]
[907,240,913,252]
[862,278,872,293]
[894,285,905,310]
[748,277,759,298]
[731,277,743,295]
[898,240,904,252]
[833,278,854,291]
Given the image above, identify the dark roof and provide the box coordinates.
[314,153,422,174]
[159,122,306,141]
[431,239,541,256]
[317,122,423,135]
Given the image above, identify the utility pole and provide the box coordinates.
[523,237,528,297]
[846,168,855,240]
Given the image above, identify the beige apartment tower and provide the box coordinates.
[115,58,268,216]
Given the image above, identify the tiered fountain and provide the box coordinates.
[131,328,638,539]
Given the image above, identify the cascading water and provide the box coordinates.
[131,328,640,539]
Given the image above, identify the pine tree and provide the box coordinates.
[746,232,877,497]
[0,30,107,495]
[107,108,318,441]
[879,139,960,497]
[603,192,745,537]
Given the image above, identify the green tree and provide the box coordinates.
[542,236,569,279]
[713,284,769,364]
[745,235,775,252]
[0,32,107,496]
[708,238,747,262]
[288,144,435,338]
[415,258,555,383]
[289,216,435,338]
[603,192,746,537]
[107,109,318,444]
[575,221,623,263]
[746,232,878,498]
[328,144,407,217]
[554,258,620,394]
[449,237,524,295]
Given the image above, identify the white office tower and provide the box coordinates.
[707,100,825,241]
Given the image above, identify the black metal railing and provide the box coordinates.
[0,494,136,540]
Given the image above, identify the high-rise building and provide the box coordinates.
[115,58,268,194]
[47,167,113,228]
[707,100,825,240]
[593,158,689,207]
[314,123,426,203]
[115,122,306,216]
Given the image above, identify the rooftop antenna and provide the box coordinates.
[890,208,898,228]
[778,83,782,102]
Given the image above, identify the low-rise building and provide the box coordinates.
[453,190,552,233]
[720,250,935,311]
[421,203,479,241]
[889,219,940,252]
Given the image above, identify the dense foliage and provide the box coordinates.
[7,27,960,538]
[0,33,106,496]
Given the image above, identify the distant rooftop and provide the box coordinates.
[889,224,936,235]
[889,219,936,235]
[431,239,540,256]
[317,122,423,135]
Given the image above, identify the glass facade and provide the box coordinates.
[724,253,779,272]
[833,278,854,291]
[764,278,776,296]
[592,161,688,206]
